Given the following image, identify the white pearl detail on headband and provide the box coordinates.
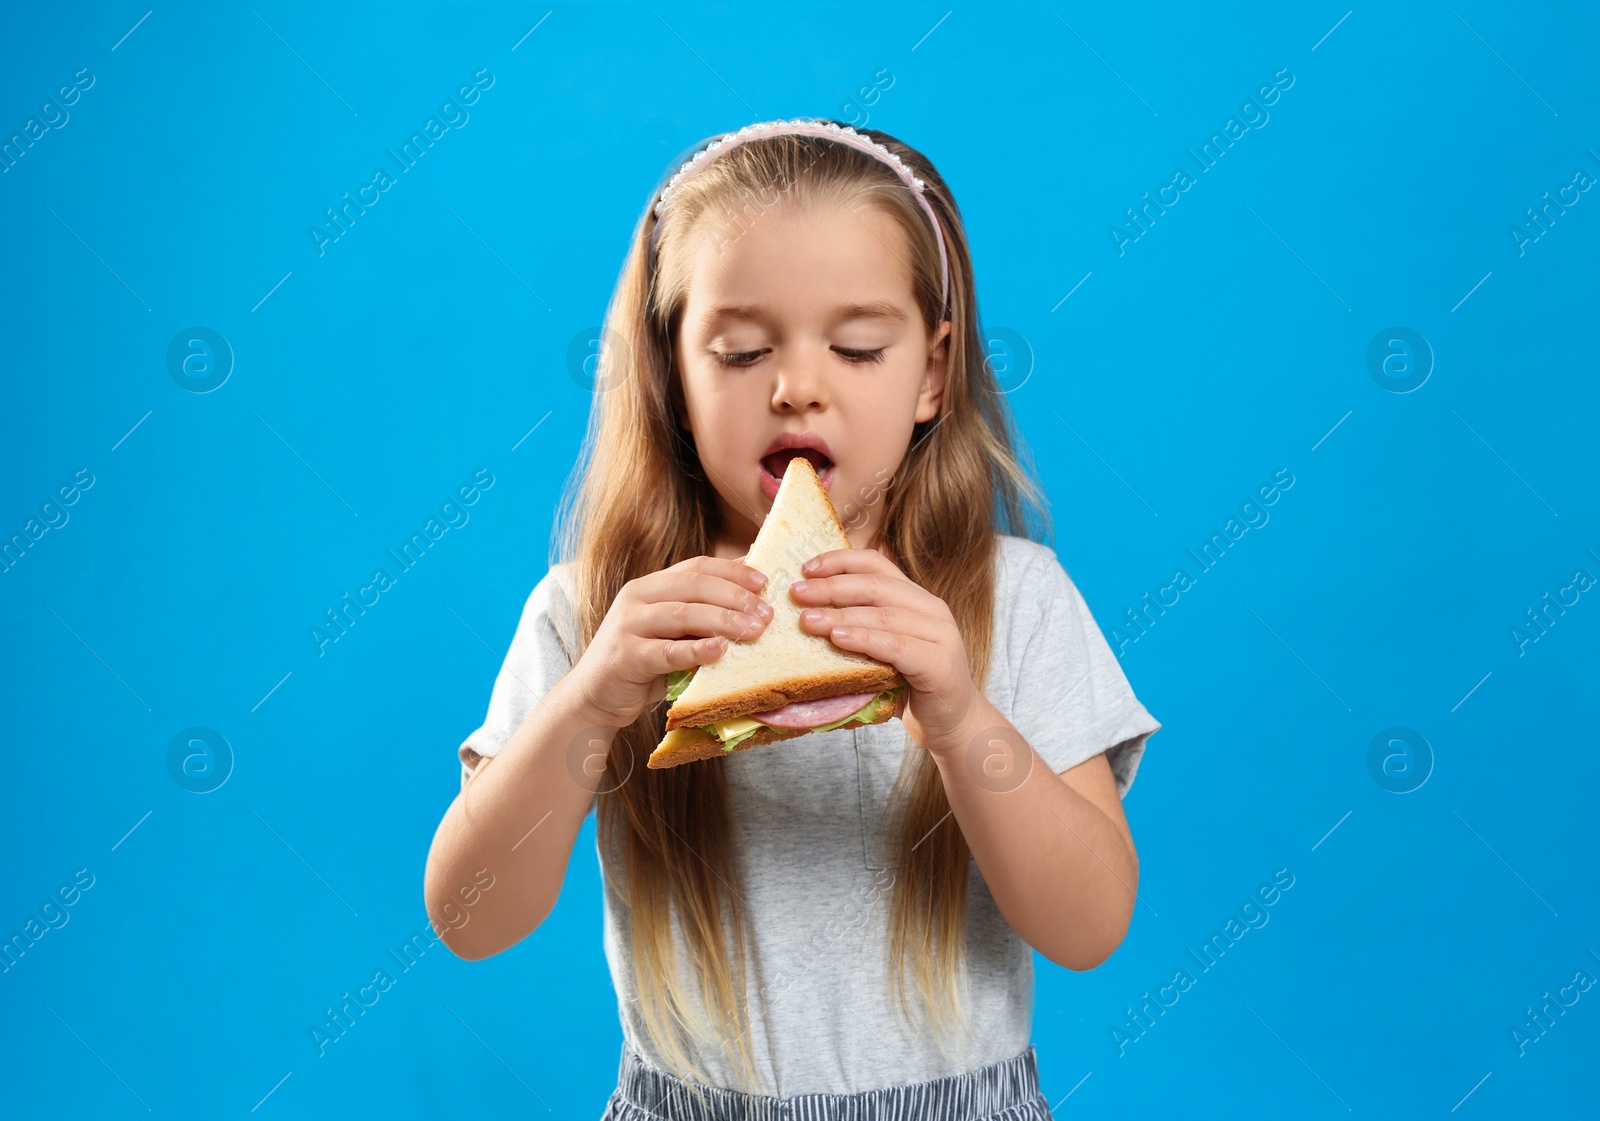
[653,118,931,218]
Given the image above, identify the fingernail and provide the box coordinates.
[750,570,767,587]
[802,609,822,623]
[792,579,809,593]
[754,601,773,619]
[802,558,818,572]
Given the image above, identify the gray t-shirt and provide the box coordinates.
[457,533,1160,1096]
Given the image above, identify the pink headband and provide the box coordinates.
[650,118,950,315]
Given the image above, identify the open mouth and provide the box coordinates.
[760,447,833,482]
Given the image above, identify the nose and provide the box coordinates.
[771,348,829,412]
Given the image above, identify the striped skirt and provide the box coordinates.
[599,1039,1055,1120]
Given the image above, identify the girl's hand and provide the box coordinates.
[789,548,980,755]
[570,556,773,729]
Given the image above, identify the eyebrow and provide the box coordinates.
[698,300,909,328]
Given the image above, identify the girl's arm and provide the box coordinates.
[424,670,620,960]
[426,554,772,960]
[930,702,1139,971]
[789,547,1141,970]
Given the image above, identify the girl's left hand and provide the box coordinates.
[788,548,979,755]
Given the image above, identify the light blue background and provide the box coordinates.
[3,2,1596,1116]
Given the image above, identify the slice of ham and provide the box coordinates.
[749,691,879,728]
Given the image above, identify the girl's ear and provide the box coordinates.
[914,318,953,424]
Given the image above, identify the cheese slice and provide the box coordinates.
[708,716,762,741]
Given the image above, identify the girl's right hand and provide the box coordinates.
[569,555,773,729]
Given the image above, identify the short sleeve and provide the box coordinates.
[457,564,582,792]
[1004,546,1160,796]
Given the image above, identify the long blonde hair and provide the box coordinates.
[552,122,1051,1092]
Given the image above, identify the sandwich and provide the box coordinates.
[648,454,906,768]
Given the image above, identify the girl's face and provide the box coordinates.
[673,198,951,557]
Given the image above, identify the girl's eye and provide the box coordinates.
[835,347,887,364]
[712,347,886,367]
[713,350,765,368]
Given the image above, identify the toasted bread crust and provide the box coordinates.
[664,666,903,730]
[648,698,895,768]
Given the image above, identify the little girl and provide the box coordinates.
[425,118,1161,1119]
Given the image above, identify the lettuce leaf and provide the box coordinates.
[664,668,695,703]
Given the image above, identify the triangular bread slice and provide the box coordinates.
[649,455,903,766]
